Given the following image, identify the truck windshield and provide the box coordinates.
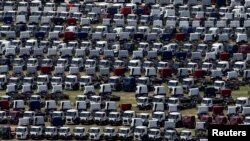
[74,128,84,133]
[16,128,26,132]
[108,78,117,83]
[51,78,61,83]
[89,129,99,133]
[123,113,133,118]
[149,130,159,135]
[165,131,174,136]
[45,128,55,132]
[180,132,190,136]
[137,98,147,103]
[234,64,243,69]
[168,99,178,104]
[57,60,66,64]
[59,128,68,132]
[0,112,5,117]
[65,77,75,82]
[0,78,5,82]
[137,79,147,84]
[95,113,104,117]
[109,113,118,118]
[52,113,62,117]
[134,128,144,133]
[152,114,162,119]
[30,128,39,132]
[23,112,33,117]
[236,100,246,105]
[79,112,89,117]
[202,100,212,104]
[37,77,47,82]
[214,82,223,87]
[66,112,76,116]
[217,63,226,69]
[79,78,89,83]
[104,128,114,133]
[119,129,128,134]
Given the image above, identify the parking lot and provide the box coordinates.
[1,0,250,141]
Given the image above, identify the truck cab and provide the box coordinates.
[65,109,80,125]
[64,75,79,90]
[88,127,103,140]
[236,97,250,111]
[16,126,29,140]
[134,126,148,141]
[58,127,72,140]
[180,130,193,141]
[122,110,135,126]
[30,126,44,140]
[45,126,58,140]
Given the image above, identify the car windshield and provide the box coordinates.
[30,128,39,132]
[134,128,144,133]
[66,112,76,116]
[65,77,75,82]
